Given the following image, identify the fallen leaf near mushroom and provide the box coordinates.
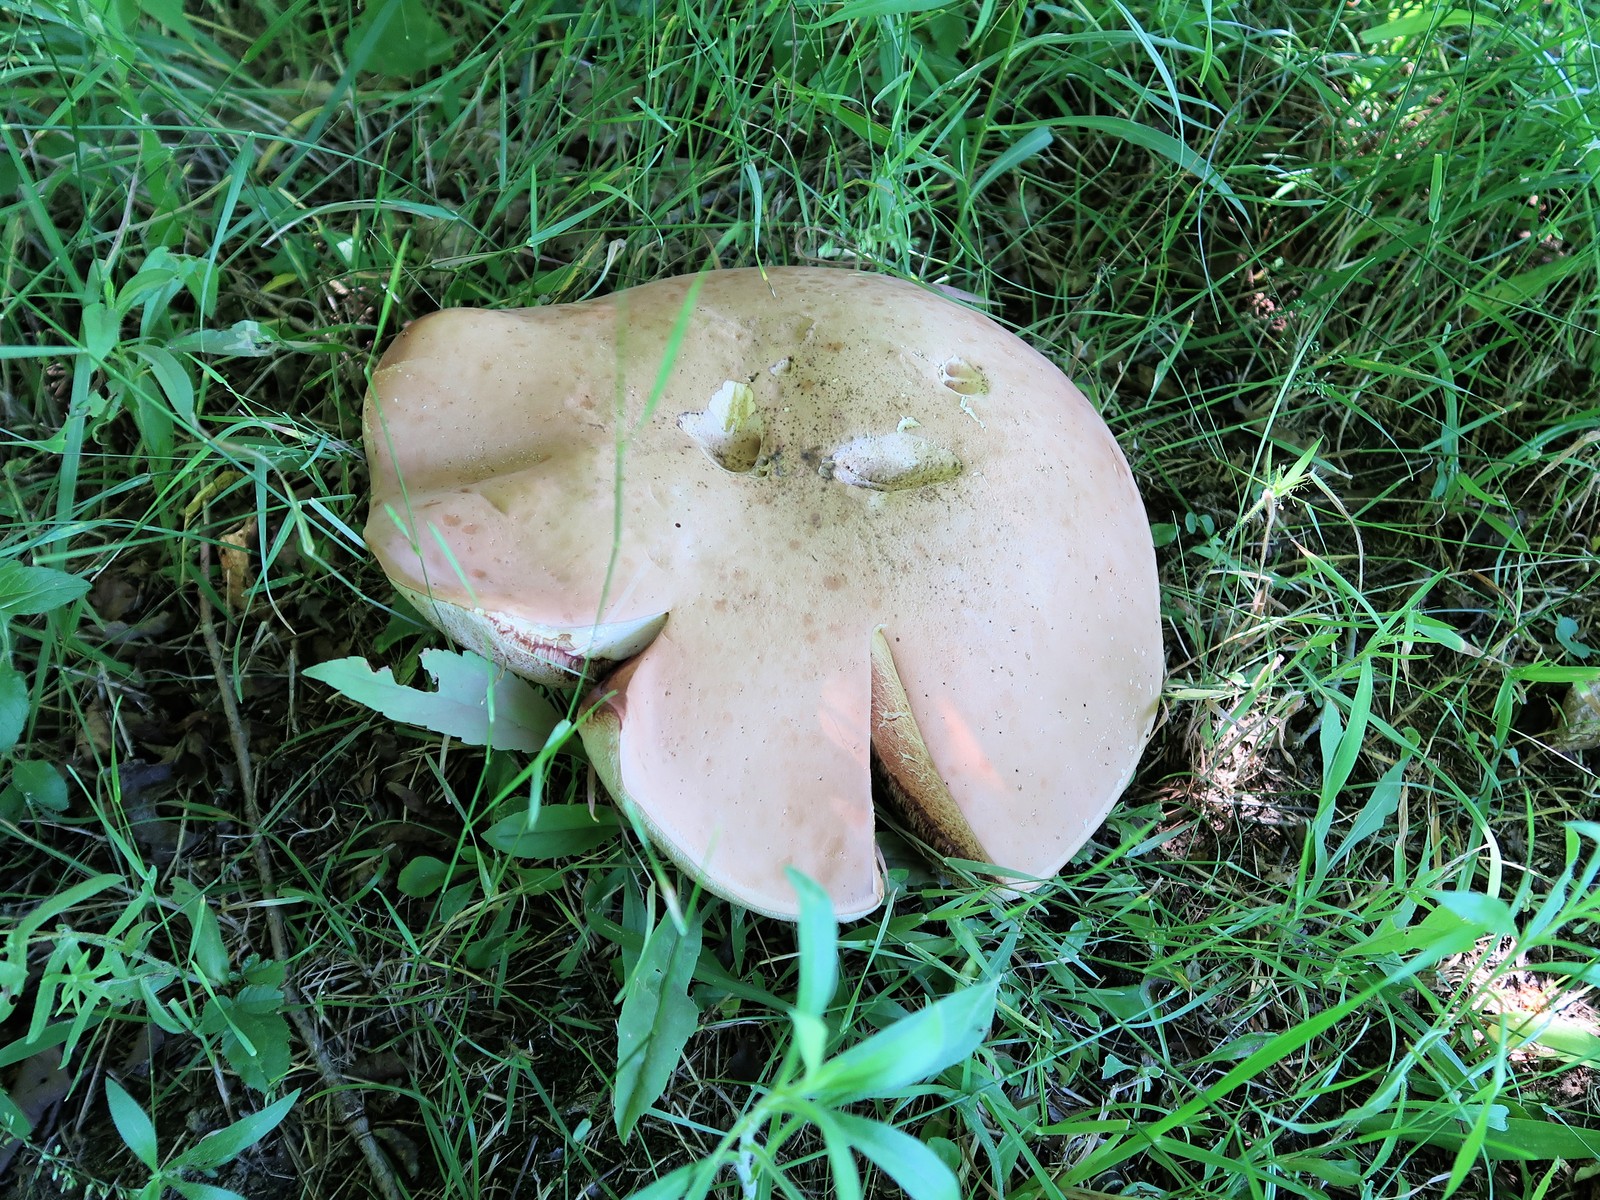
[220,518,255,613]
[364,268,1164,919]
[1551,679,1600,751]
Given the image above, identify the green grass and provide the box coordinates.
[3,0,1600,1197]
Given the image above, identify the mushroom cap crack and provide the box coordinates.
[364,268,1163,919]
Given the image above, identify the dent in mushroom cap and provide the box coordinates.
[825,431,963,492]
[678,380,766,473]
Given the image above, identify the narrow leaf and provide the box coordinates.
[614,912,703,1140]
[833,1111,959,1200]
[804,978,997,1104]
[173,881,230,986]
[790,869,840,1074]
[305,649,559,751]
[970,127,1054,198]
[1322,657,1373,806]
[1051,115,1246,216]
[1354,1108,1600,1160]
[810,0,958,23]
[179,1090,299,1171]
[483,805,619,858]
[1329,754,1410,869]
[105,1078,159,1169]
[791,868,839,1020]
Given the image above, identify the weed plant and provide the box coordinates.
[2,1,1599,1198]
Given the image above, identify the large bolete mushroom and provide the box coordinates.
[364,268,1162,919]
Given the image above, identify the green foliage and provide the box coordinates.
[623,873,998,1198]
[344,0,460,78]
[615,909,703,1141]
[482,805,620,858]
[0,561,87,826]
[305,649,562,752]
[198,959,294,1094]
[105,1077,298,1200]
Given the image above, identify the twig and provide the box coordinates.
[197,541,407,1200]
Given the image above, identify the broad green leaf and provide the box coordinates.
[105,1077,158,1169]
[305,649,559,751]
[1274,1152,1364,1187]
[5,760,66,814]
[1359,9,1500,43]
[398,855,452,897]
[1554,615,1593,659]
[203,999,292,1093]
[614,911,703,1140]
[165,321,280,356]
[0,664,26,752]
[0,1090,31,1137]
[483,805,619,858]
[1431,889,1516,936]
[172,881,230,986]
[621,1161,710,1200]
[344,0,457,77]
[133,346,196,423]
[803,978,998,1104]
[0,562,90,618]
[80,302,120,364]
[832,1111,959,1200]
[136,0,197,38]
[1349,898,1505,960]
[178,1090,299,1170]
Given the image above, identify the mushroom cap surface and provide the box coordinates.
[364,267,1162,919]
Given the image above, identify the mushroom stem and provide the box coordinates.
[868,627,991,866]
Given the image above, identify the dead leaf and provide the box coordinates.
[75,707,114,759]
[220,519,256,613]
[0,1046,70,1177]
[117,760,197,866]
[348,1050,409,1082]
[89,572,140,622]
[1552,679,1600,751]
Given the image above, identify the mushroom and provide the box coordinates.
[364,268,1162,920]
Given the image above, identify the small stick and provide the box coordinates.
[197,540,407,1200]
